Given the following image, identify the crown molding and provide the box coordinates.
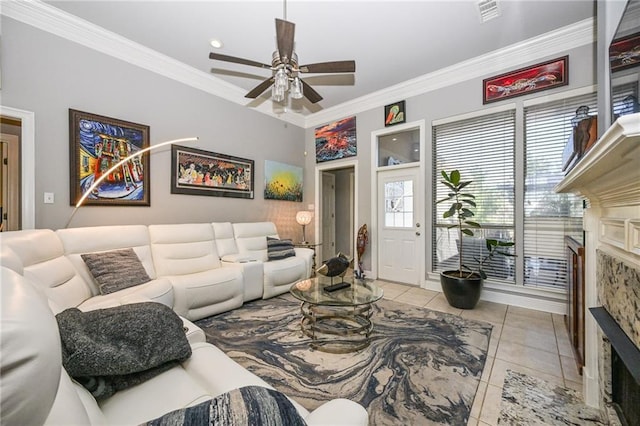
[2,1,593,130]
[1,0,307,128]
[304,17,595,128]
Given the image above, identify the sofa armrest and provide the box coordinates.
[304,398,369,426]
[294,247,314,278]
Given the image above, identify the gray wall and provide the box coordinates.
[1,18,307,238]
[305,43,596,273]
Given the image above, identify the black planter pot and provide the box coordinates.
[440,271,483,309]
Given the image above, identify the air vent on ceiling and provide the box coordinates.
[477,0,500,23]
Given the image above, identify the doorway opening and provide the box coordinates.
[0,116,22,231]
[315,160,357,265]
[0,106,35,230]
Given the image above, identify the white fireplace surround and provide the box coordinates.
[555,111,640,408]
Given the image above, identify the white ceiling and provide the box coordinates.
[44,0,595,118]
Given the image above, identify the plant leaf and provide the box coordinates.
[441,170,450,182]
[441,181,456,191]
[462,228,474,236]
[458,181,472,190]
[465,221,481,228]
[460,193,476,199]
[462,199,477,207]
[450,170,460,185]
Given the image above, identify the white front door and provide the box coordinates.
[377,167,423,284]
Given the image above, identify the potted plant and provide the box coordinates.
[436,170,515,309]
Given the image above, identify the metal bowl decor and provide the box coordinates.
[316,252,352,281]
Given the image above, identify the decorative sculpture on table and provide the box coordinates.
[355,224,369,279]
[316,253,351,280]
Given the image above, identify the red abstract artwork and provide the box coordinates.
[483,56,568,104]
[610,32,640,72]
[314,116,357,163]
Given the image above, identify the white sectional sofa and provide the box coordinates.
[0,222,367,425]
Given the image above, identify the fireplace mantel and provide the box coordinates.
[555,112,640,410]
[555,112,640,208]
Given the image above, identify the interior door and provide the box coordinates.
[377,167,423,284]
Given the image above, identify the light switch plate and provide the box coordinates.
[44,192,54,204]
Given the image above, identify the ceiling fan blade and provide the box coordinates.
[301,80,323,104]
[275,18,295,64]
[298,60,356,74]
[245,77,275,99]
[209,52,271,70]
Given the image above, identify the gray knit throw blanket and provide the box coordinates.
[56,302,192,400]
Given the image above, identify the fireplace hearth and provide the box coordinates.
[591,307,640,425]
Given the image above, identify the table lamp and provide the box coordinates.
[295,210,313,244]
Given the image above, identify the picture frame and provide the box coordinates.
[609,31,640,72]
[315,116,357,163]
[264,160,303,202]
[69,109,150,206]
[384,100,406,127]
[482,56,569,104]
[171,145,254,199]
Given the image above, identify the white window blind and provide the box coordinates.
[612,82,639,118]
[523,94,593,289]
[433,110,515,282]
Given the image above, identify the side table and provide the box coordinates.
[294,242,322,276]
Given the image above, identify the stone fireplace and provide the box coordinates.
[593,251,640,424]
[555,112,640,420]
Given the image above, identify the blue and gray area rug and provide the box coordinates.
[195,295,492,425]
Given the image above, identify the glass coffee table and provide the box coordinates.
[290,275,383,353]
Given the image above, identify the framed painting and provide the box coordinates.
[69,109,150,206]
[315,116,357,163]
[384,100,406,127]
[264,160,303,202]
[483,56,569,104]
[171,145,254,199]
[610,31,640,72]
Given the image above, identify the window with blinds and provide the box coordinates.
[612,81,639,118]
[523,94,593,289]
[433,110,516,282]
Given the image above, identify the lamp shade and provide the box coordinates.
[296,211,313,226]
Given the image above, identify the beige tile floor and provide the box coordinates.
[375,280,582,426]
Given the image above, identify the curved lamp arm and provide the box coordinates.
[65,136,199,228]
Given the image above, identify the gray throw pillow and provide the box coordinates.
[81,248,150,295]
[266,237,296,261]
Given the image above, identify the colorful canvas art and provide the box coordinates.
[264,160,303,202]
[483,56,568,104]
[171,145,254,199]
[69,109,150,206]
[610,31,640,72]
[315,116,357,163]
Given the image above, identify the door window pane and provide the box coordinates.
[384,180,413,228]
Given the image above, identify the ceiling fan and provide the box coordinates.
[209,18,356,104]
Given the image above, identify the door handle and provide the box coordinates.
[415,231,421,236]
[416,223,421,228]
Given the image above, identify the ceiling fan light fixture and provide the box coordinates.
[209,38,223,49]
[290,76,304,99]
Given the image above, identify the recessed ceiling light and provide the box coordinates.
[210,39,223,49]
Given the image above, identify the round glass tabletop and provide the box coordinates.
[290,276,383,307]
